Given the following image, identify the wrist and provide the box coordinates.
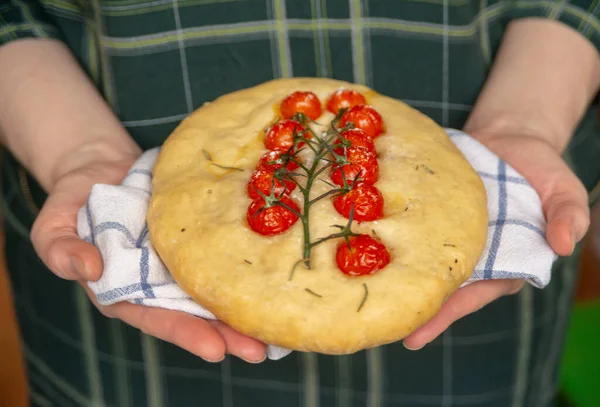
[48,139,142,193]
[464,112,568,154]
[0,39,142,192]
[463,19,600,154]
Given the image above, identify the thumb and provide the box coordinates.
[514,143,589,256]
[542,177,589,256]
[481,135,589,256]
[30,149,139,281]
[31,188,104,281]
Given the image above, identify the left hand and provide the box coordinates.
[30,147,267,363]
[403,131,589,350]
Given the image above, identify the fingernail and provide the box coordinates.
[239,355,267,364]
[569,226,577,256]
[403,342,425,351]
[70,256,90,280]
[201,355,225,363]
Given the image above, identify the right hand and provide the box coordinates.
[30,144,267,363]
[403,125,590,351]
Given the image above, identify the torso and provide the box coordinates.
[3,1,600,406]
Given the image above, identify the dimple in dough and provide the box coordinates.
[147,78,488,354]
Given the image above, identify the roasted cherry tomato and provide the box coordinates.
[326,89,367,114]
[247,169,296,199]
[338,105,384,139]
[257,150,300,172]
[335,234,390,276]
[247,196,299,236]
[333,128,376,156]
[280,91,323,121]
[330,146,379,186]
[333,182,384,222]
[264,120,305,151]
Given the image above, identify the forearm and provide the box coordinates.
[465,18,600,152]
[0,39,141,192]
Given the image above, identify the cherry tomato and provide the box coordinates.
[338,105,384,139]
[264,120,305,151]
[280,91,323,121]
[336,234,391,276]
[330,146,379,186]
[333,182,384,222]
[257,150,300,172]
[247,196,299,236]
[326,89,367,114]
[333,128,376,156]
[247,169,296,199]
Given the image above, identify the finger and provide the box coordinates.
[208,320,267,363]
[475,136,589,256]
[31,162,134,281]
[514,152,589,255]
[31,190,103,281]
[83,284,263,362]
[403,279,523,350]
[103,302,227,362]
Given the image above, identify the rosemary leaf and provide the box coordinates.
[274,200,303,219]
[203,149,243,171]
[308,188,345,206]
[416,164,435,174]
[289,258,310,281]
[304,288,322,298]
[318,177,338,188]
[357,283,369,312]
[211,163,244,172]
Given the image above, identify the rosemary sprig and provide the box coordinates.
[311,207,359,249]
[259,112,361,270]
[276,122,358,268]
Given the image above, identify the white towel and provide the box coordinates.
[77,129,556,361]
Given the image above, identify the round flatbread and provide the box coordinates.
[147,78,488,354]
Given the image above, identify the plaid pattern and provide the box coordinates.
[1,0,600,406]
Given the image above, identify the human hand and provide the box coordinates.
[403,16,599,350]
[403,132,588,350]
[30,143,267,363]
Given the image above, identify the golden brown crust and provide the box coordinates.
[147,78,488,354]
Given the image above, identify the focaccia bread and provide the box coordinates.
[147,78,488,354]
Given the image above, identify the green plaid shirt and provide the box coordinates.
[2,0,600,406]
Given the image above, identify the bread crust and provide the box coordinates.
[147,78,488,354]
